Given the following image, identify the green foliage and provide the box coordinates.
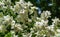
[4,32,12,37]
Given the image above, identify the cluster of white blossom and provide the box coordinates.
[0,0,60,37]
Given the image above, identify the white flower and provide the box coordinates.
[41,11,51,19]
[42,20,48,25]
[46,25,54,31]
[0,2,4,6]
[20,9,25,14]
[11,20,15,29]
[0,25,5,32]
[55,33,60,37]
[14,35,18,37]
[11,30,15,34]
[35,21,43,26]
[11,20,15,25]
[16,0,28,9]
[14,4,20,13]
[19,0,25,4]
[52,17,60,24]
[29,33,32,37]
[11,31,18,37]
[45,11,51,16]
[36,17,41,21]
[43,35,46,37]
[27,1,33,6]
[31,6,38,9]
[57,29,60,33]
[28,19,32,22]
[0,25,3,31]
[3,6,7,8]
[35,31,39,35]
[4,15,11,21]
[30,28,34,33]
[23,34,27,37]
[46,26,51,30]
[10,6,15,11]
[35,19,48,27]
[14,24,23,31]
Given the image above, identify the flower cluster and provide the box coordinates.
[0,0,60,37]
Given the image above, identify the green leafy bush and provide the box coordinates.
[0,0,60,37]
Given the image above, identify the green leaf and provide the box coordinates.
[4,32,12,37]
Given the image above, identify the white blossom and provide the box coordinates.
[52,17,60,24]
[14,24,23,31]
[55,33,60,37]
[27,1,33,6]
[31,6,38,9]
[41,11,51,19]
[11,20,15,29]
[14,35,18,37]
[0,25,3,31]
[0,2,4,6]
[35,21,44,26]
[20,9,25,14]
[57,29,60,33]
[4,15,12,21]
